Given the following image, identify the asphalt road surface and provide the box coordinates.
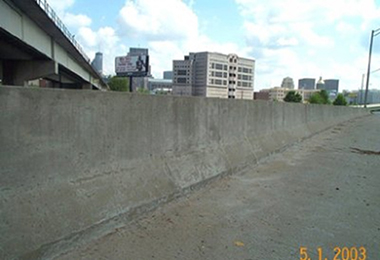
[59,114,380,260]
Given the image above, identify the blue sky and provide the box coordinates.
[49,0,380,91]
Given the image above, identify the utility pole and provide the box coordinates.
[364,28,380,108]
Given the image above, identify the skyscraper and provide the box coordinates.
[298,78,315,90]
[324,79,339,93]
[281,77,295,89]
[91,52,103,75]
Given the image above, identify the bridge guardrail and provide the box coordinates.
[34,0,91,63]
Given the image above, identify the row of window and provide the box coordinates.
[238,75,253,81]
[210,63,253,74]
[238,67,253,74]
[210,63,228,71]
[208,72,253,81]
[176,70,189,76]
[209,79,228,85]
[177,78,188,84]
[237,81,252,87]
[210,71,228,78]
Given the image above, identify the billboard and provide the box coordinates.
[115,54,149,77]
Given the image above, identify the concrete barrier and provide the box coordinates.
[0,86,368,259]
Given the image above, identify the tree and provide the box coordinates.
[320,90,330,104]
[309,93,323,104]
[333,94,347,106]
[309,90,330,104]
[284,91,302,103]
[108,76,129,91]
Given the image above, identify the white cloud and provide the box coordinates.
[46,0,75,14]
[77,26,127,75]
[235,0,380,90]
[45,0,126,75]
[116,0,251,79]
[63,13,92,28]
[118,0,198,41]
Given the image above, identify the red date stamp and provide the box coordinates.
[300,246,367,260]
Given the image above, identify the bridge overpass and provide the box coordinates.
[0,0,107,90]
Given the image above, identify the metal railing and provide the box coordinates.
[34,0,90,63]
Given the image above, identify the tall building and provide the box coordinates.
[298,78,315,90]
[324,79,339,93]
[281,77,294,89]
[316,76,325,90]
[172,52,255,99]
[163,71,173,80]
[91,52,103,75]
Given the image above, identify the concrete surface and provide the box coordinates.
[0,87,368,259]
[58,115,380,260]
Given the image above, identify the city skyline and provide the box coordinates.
[48,0,380,91]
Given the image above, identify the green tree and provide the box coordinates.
[333,94,347,106]
[309,90,331,104]
[108,76,129,91]
[320,90,330,104]
[284,91,302,103]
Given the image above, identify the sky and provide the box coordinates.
[47,0,380,91]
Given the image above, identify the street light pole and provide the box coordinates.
[364,28,380,108]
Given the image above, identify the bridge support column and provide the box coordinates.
[2,60,58,86]
[82,83,92,89]
[0,60,3,84]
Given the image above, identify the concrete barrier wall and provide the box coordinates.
[0,86,367,259]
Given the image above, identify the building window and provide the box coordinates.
[215,71,223,78]
[215,63,224,70]
[178,70,187,76]
[223,72,227,78]
[215,79,222,85]
[177,78,187,83]
[224,65,228,70]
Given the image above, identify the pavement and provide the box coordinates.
[58,114,380,260]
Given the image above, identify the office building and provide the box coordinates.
[172,52,255,99]
[324,79,339,93]
[91,52,103,75]
[281,77,294,89]
[298,78,315,90]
